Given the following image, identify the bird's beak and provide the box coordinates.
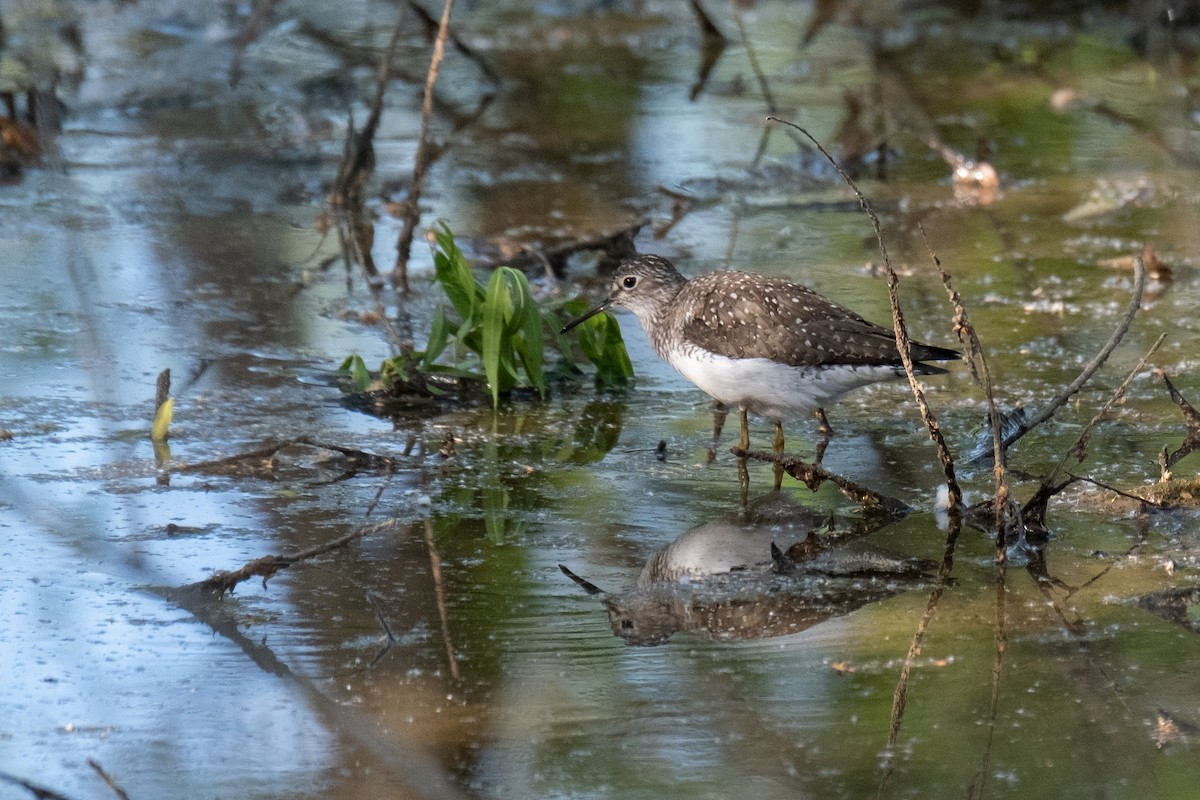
[561,297,613,333]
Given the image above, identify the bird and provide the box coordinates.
[562,254,958,458]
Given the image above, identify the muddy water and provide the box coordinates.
[3,2,1200,798]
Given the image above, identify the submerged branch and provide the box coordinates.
[424,519,460,680]
[195,519,398,596]
[737,449,909,515]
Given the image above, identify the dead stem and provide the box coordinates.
[921,225,1015,539]
[1004,255,1147,452]
[86,760,130,800]
[737,448,909,515]
[195,519,398,596]
[733,9,776,114]
[394,0,457,294]
[173,437,398,477]
[768,115,962,508]
[1158,373,1200,481]
[409,1,500,85]
[229,0,281,87]
[1040,332,1166,492]
[424,518,460,680]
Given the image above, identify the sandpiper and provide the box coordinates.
[562,255,958,455]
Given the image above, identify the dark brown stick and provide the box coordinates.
[922,226,1014,539]
[408,1,500,85]
[229,0,281,87]
[733,9,776,114]
[196,519,397,596]
[86,760,130,800]
[394,0,457,294]
[767,115,962,508]
[1158,373,1200,481]
[737,448,909,515]
[0,773,75,800]
[424,519,460,679]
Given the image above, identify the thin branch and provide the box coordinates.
[738,449,909,515]
[1158,373,1200,481]
[424,519,460,679]
[768,115,962,507]
[1042,332,1166,490]
[965,561,1008,800]
[86,760,130,800]
[195,518,398,596]
[1004,255,1147,451]
[408,1,500,85]
[229,0,281,87]
[394,0,457,294]
[733,8,776,113]
[922,225,1015,540]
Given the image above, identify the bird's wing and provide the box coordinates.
[677,273,907,367]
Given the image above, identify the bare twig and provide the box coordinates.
[1158,373,1200,481]
[174,437,398,477]
[229,0,281,87]
[922,226,1015,539]
[689,0,726,42]
[732,8,775,114]
[1042,332,1166,490]
[768,115,962,508]
[737,448,909,515]
[1004,255,1147,451]
[86,760,130,800]
[195,518,397,596]
[408,1,500,85]
[394,0,457,294]
[331,5,407,206]
[424,519,460,679]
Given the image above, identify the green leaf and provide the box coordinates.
[562,298,633,387]
[379,355,410,390]
[338,354,374,393]
[422,306,450,368]
[433,224,483,320]
[506,268,547,399]
[482,267,516,408]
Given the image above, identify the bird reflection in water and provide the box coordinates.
[562,493,932,646]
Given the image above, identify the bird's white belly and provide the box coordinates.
[667,349,902,420]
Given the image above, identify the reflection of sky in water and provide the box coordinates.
[0,491,333,797]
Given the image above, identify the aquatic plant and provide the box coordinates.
[341,224,633,408]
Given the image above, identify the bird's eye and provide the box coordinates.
[622,276,638,289]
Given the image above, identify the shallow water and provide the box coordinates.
[3,1,1200,798]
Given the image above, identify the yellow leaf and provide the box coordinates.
[151,398,174,442]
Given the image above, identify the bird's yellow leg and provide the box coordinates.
[737,407,750,453]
